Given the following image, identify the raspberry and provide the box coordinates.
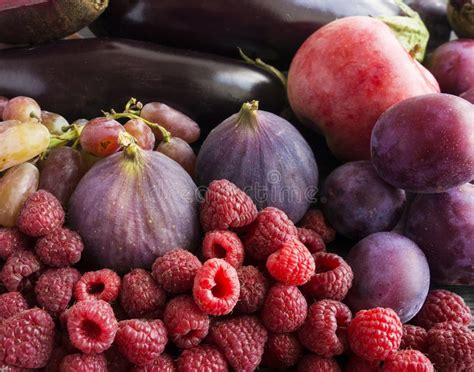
[235,265,269,314]
[261,284,307,333]
[382,350,434,372]
[0,292,28,321]
[115,319,168,366]
[345,354,380,372]
[348,307,403,361]
[297,227,326,253]
[0,227,30,260]
[193,258,240,316]
[164,295,210,349]
[0,308,55,368]
[262,333,303,369]
[210,315,267,372]
[66,300,118,354]
[176,345,228,372]
[60,353,107,372]
[152,248,202,294]
[299,209,336,243]
[17,190,65,237]
[412,289,472,329]
[298,354,341,372]
[202,230,245,268]
[266,238,315,285]
[34,227,84,267]
[120,268,166,318]
[200,179,258,232]
[131,354,176,372]
[45,346,68,372]
[35,268,81,315]
[0,250,42,292]
[425,321,474,371]
[244,207,298,260]
[400,324,427,352]
[74,269,121,303]
[0,363,27,371]
[301,252,353,301]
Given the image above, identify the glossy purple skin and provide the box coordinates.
[196,109,318,223]
[321,161,406,240]
[405,183,474,285]
[427,39,474,95]
[345,232,430,323]
[371,93,474,193]
[68,149,200,273]
[460,87,474,104]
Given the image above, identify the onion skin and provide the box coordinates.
[68,148,200,273]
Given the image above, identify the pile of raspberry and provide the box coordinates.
[0,183,472,371]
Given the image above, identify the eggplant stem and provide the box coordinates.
[238,48,287,89]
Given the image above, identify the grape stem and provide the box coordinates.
[47,124,84,150]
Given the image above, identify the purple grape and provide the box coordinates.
[460,87,474,104]
[345,232,430,323]
[321,161,405,240]
[405,183,474,285]
[156,137,196,177]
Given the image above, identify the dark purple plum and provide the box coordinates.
[371,93,474,193]
[460,87,474,104]
[345,232,430,323]
[321,161,406,240]
[405,183,474,285]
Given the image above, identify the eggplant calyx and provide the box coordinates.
[237,100,259,129]
[239,48,288,89]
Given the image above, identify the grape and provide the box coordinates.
[0,162,39,227]
[71,118,89,127]
[321,161,406,240]
[80,117,125,158]
[156,137,196,177]
[460,87,474,104]
[2,96,41,122]
[371,93,474,193]
[124,119,155,150]
[0,121,50,172]
[405,183,474,285]
[39,147,85,207]
[345,232,430,323]
[141,102,200,144]
[0,96,8,118]
[41,111,69,135]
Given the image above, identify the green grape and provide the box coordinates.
[41,110,69,135]
[2,96,41,122]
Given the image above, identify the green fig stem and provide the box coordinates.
[237,100,259,129]
[118,131,143,164]
[238,48,288,89]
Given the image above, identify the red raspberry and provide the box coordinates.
[235,265,269,314]
[0,227,30,260]
[17,190,65,237]
[210,315,268,372]
[131,354,176,372]
[301,252,353,301]
[0,363,28,371]
[193,258,240,316]
[345,354,380,372]
[300,209,336,243]
[400,324,427,352]
[177,345,228,372]
[200,179,258,232]
[261,284,307,333]
[0,250,42,292]
[152,248,202,294]
[44,346,68,372]
[244,207,298,260]
[297,227,326,253]
[0,308,55,368]
[348,307,403,361]
[202,230,245,268]
[34,227,84,267]
[74,269,121,303]
[120,268,166,318]
[0,292,28,321]
[412,289,472,329]
[262,333,303,369]
[66,300,118,354]
[35,268,81,315]
[298,354,341,372]
[60,353,107,372]
[266,238,315,285]
[382,349,434,372]
[425,321,474,371]
[298,300,352,357]
[164,295,210,349]
[115,319,168,366]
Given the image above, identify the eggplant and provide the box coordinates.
[0,39,285,134]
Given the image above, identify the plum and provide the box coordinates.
[321,161,406,240]
[287,16,439,161]
[371,94,474,193]
[345,232,430,323]
[405,183,474,285]
[461,87,474,104]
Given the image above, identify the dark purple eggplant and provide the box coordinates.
[0,39,285,135]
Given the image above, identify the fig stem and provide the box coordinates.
[237,100,259,128]
[238,48,288,89]
[118,131,143,162]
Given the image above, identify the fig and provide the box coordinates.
[447,0,474,38]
